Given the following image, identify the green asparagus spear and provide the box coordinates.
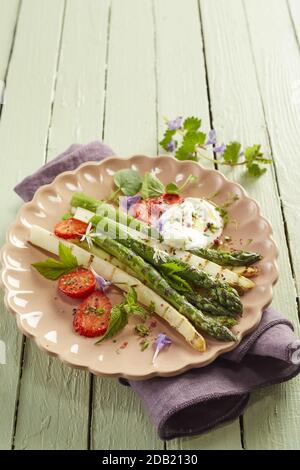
[89,234,236,342]
[71,192,161,240]
[189,247,261,266]
[185,292,237,317]
[204,315,238,329]
[91,215,242,315]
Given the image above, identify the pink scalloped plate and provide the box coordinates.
[0,155,278,379]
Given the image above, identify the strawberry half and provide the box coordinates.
[73,290,112,338]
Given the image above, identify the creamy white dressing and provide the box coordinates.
[159,197,223,250]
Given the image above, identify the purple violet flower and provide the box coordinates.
[214,143,226,155]
[167,139,176,152]
[152,333,172,364]
[120,195,141,213]
[91,268,112,292]
[167,116,183,131]
[206,129,217,146]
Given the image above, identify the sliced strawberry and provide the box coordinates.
[132,195,184,224]
[73,291,112,338]
[162,193,184,205]
[58,268,96,298]
[54,218,88,240]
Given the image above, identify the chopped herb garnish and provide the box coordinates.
[135,324,150,337]
[140,340,150,352]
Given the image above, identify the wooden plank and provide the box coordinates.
[91,0,162,450]
[244,0,300,298]
[13,0,111,450]
[154,0,242,450]
[200,0,300,449]
[47,0,110,158]
[103,0,157,157]
[0,0,19,82]
[0,0,65,450]
[0,0,21,451]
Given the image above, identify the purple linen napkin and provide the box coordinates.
[14,141,300,440]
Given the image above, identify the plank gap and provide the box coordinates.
[101,0,112,141]
[0,0,21,119]
[242,0,300,321]
[11,336,26,450]
[197,0,217,170]
[239,416,245,450]
[45,0,67,163]
[87,373,94,450]
[287,0,300,55]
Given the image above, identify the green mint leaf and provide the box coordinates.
[123,287,148,319]
[61,212,73,220]
[148,301,155,314]
[113,169,142,196]
[175,131,206,161]
[58,242,78,268]
[140,172,165,199]
[159,129,176,151]
[95,304,128,344]
[183,117,201,131]
[247,163,267,177]
[135,324,150,337]
[32,242,78,280]
[31,259,74,280]
[160,262,185,275]
[124,286,138,305]
[167,274,193,293]
[165,182,179,194]
[223,142,242,164]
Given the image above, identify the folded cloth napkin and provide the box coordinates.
[14,141,300,440]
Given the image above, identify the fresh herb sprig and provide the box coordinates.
[32,242,78,280]
[110,168,198,200]
[95,287,149,344]
[160,116,272,176]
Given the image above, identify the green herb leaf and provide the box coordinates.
[159,129,176,151]
[165,182,179,194]
[183,117,201,131]
[32,242,78,280]
[135,324,150,337]
[95,304,128,344]
[160,262,185,275]
[125,286,137,304]
[167,274,193,293]
[61,212,73,220]
[140,172,165,199]
[215,206,229,227]
[175,131,206,161]
[247,163,267,177]
[31,258,74,280]
[113,169,142,196]
[140,340,150,351]
[223,142,241,164]
[148,301,155,314]
[58,242,78,268]
[244,144,270,176]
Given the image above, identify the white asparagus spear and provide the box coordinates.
[29,225,206,352]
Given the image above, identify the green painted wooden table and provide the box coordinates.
[1,0,300,450]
